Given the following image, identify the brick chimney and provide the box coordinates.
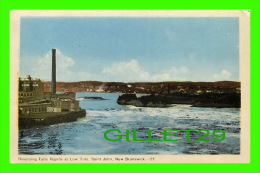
[51,49,56,94]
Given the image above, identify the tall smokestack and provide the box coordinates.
[51,49,56,94]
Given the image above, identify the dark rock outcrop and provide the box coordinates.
[117,93,241,108]
[117,94,138,105]
[117,94,171,108]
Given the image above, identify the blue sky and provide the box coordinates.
[20,17,239,82]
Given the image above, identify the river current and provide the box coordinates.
[19,92,240,155]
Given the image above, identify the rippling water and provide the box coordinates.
[19,92,240,155]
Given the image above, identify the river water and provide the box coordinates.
[19,92,240,155]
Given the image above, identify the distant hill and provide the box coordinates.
[43,81,240,94]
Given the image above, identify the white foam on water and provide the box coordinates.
[19,92,241,155]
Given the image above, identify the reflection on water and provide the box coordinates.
[19,92,240,155]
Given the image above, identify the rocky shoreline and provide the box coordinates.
[117,93,240,108]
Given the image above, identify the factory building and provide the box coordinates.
[18,49,81,115]
[18,75,45,103]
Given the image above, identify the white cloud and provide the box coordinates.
[151,73,170,81]
[102,59,189,82]
[169,66,189,74]
[151,66,189,81]
[102,59,149,81]
[213,69,232,81]
[24,49,93,82]
[22,52,225,82]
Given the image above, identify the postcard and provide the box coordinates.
[10,10,250,163]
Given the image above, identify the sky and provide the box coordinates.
[20,17,239,82]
